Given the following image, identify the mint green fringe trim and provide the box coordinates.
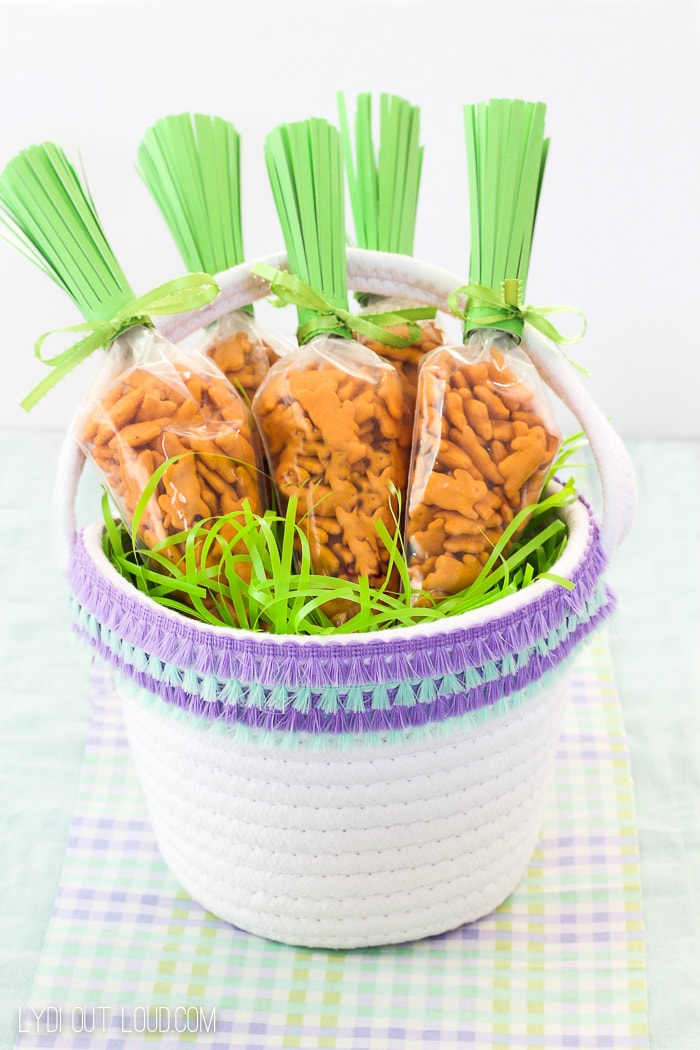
[116,654,574,752]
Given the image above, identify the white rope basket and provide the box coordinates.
[58,251,637,949]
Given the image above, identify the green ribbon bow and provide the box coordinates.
[21,272,220,412]
[447,279,588,373]
[252,262,436,348]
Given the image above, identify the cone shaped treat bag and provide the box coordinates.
[252,118,416,626]
[137,113,292,400]
[337,91,443,407]
[406,99,563,599]
[0,142,266,606]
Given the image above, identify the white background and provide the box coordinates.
[0,0,698,438]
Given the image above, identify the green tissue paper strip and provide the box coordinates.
[264,118,348,334]
[0,143,133,322]
[337,91,423,256]
[137,113,245,276]
[463,99,549,299]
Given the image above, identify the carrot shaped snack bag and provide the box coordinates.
[406,99,573,599]
[0,142,266,585]
[77,328,266,569]
[337,91,444,407]
[137,113,293,400]
[407,331,560,596]
[252,119,416,625]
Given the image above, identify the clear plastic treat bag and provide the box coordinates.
[406,328,561,598]
[78,325,267,574]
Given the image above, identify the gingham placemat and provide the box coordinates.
[15,631,648,1049]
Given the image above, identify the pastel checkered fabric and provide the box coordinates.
[16,632,648,1049]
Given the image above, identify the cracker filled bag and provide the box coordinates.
[0,142,266,585]
[337,91,443,407]
[77,329,266,570]
[137,113,292,399]
[407,99,574,598]
[252,119,417,626]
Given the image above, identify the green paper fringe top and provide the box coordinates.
[137,112,245,277]
[337,92,423,257]
[463,98,549,338]
[0,143,134,322]
[264,118,349,341]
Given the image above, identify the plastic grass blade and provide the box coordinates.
[278,497,301,627]
[539,571,575,590]
[101,491,126,561]
[543,431,588,488]
[0,143,133,321]
[137,113,244,277]
[338,92,423,256]
[264,119,348,336]
[130,454,181,549]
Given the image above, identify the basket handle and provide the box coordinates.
[54,249,637,572]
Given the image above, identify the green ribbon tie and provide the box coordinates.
[252,262,436,348]
[22,272,220,411]
[448,280,588,373]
